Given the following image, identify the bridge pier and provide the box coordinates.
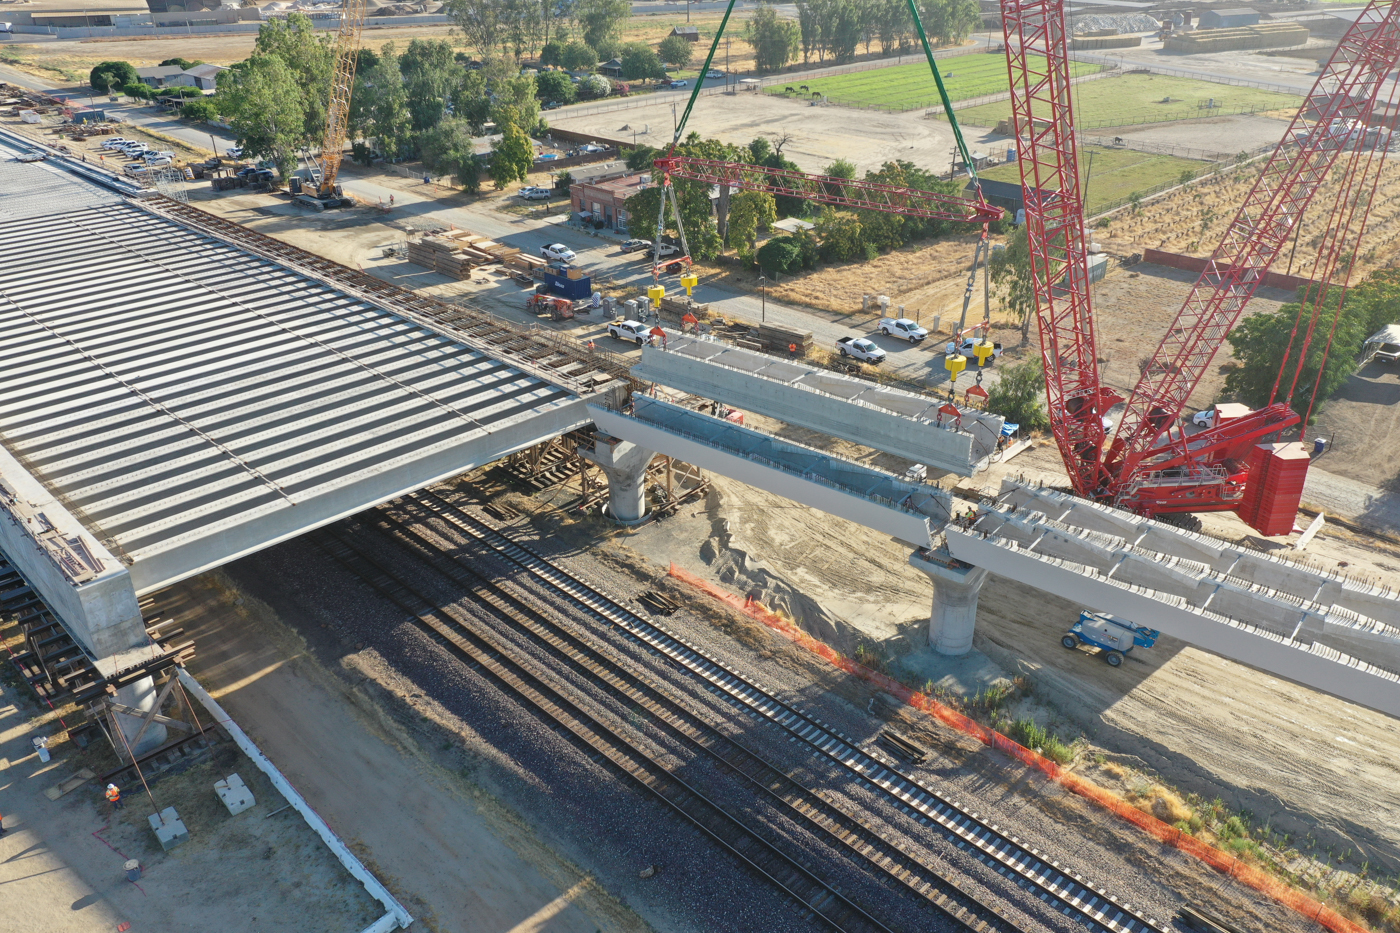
[909,549,989,656]
[579,434,656,524]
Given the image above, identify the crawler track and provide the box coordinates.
[314,526,896,933]
[406,487,1171,933]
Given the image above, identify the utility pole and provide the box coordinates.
[948,147,958,182]
[759,275,767,323]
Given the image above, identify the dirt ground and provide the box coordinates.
[163,572,647,933]
[1308,359,1400,491]
[0,660,382,931]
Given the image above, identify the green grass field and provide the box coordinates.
[954,73,1303,128]
[765,54,1101,112]
[978,145,1207,215]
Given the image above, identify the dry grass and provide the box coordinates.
[1099,155,1400,281]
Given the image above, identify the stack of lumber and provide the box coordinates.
[753,322,814,353]
[1070,35,1141,49]
[506,253,547,274]
[408,237,474,279]
[1165,23,1308,52]
[658,295,710,322]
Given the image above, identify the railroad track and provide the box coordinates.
[367,498,1025,933]
[409,486,1172,933]
[313,525,896,933]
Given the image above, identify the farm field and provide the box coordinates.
[766,54,1101,112]
[979,145,1208,215]
[954,73,1303,129]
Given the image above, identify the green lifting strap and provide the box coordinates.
[904,0,981,191]
[668,0,740,152]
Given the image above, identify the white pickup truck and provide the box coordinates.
[879,317,928,343]
[946,336,1004,361]
[835,336,886,363]
[607,319,651,345]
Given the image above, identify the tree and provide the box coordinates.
[989,224,1036,345]
[559,40,598,70]
[575,0,630,51]
[761,149,805,217]
[539,41,566,67]
[489,70,542,131]
[445,0,504,58]
[658,34,694,69]
[725,190,777,258]
[352,47,380,73]
[985,358,1049,431]
[794,0,821,63]
[490,114,536,188]
[399,38,458,132]
[577,73,612,99]
[350,48,414,162]
[252,13,334,144]
[536,69,576,104]
[826,0,862,63]
[924,0,981,46]
[623,144,658,171]
[215,55,305,177]
[122,81,154,101]
[757,237,803,274]
[594,37,623,62]
[824,158,856,180]
[419,118,482,191]
[160,57,202,69]
[815,207,864,261]
[450,68,493,133]
[90,61,137,94]
[620,42,663,81]
[181,99,218,121]
[746,3,800,73]
[622,134,725,261]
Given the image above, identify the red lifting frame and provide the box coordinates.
[1000,0,1107,496]
[653,156,1005,224]
[1110,0,1400,487]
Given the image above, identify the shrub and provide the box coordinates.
[122,82,154,101]
[538,41,565,67]
[535,70,576,105]
[756,237,802,275]
[180,99,217,121]
[1006,717,1074,764]
[985,357,1050,431]
[577,74,611,100]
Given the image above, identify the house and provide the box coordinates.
[599,58,624,79]
[1198,8,1260,29]
[567,160,631,187]
[135,65,187,88]
[173,63,227,90]
[572,172,651,232]
[670,25,700,42]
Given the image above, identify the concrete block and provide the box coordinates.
[148,806,189,851]
[214,772,255,816]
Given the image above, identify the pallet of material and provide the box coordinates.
[755,322,814,351]
[407,237,473,279]
[505,253,547,273]
[659,295,710,320]
[1165,23,1308,52]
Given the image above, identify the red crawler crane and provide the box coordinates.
[1001,0,1400,533]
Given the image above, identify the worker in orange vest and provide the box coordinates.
[105,783,123,810]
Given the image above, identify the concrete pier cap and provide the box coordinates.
[578,434,656,524]
[910,548,989,656]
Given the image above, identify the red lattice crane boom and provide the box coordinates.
[653,156,1005,224]
[317,0,367,200]
[1000,0,1400,532]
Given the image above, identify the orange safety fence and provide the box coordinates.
[667,563,1368,933]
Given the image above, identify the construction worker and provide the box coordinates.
[0,807,6,835]
[105,783,123,810]
[586,339,595,352]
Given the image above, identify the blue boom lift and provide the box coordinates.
[1061,612,1159,667]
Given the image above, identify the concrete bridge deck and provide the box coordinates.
[630,333,1003,475]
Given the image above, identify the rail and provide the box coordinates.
[410,488,1171,933]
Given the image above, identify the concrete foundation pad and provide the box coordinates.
[214,772,255,816]
[148,806,189,851]
[892,646,1011,698]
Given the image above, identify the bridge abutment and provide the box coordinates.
[909,549,989,656]
[579,434,656,524]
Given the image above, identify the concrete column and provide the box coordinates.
[578,434,656,524]
[909,549,990,656]
[115,678,169,756]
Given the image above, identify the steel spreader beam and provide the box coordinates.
[653,156,1005,224]
[1111,0,1400,481]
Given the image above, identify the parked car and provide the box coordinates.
[644,242,681,259]
[226,146,244,158]
[608,319,651,345]
[620,238,651,253]
[879,317,929,343]
[669,79,689,89]
[142,150,176,162]
[100,137,130,149]
[145,157,173,167]
[706,70,724,79]
[947,336,1003,362]
[836,336,886,363]
[518,186,550,200]
[541,243,576,262]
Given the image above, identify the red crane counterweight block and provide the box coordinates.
[1238,442,1311,536]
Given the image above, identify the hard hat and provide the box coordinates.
[107,783,118,790]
